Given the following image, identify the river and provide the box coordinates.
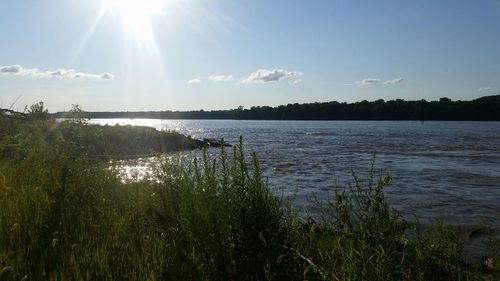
[89,119,500,226]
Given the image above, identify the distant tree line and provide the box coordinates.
[53,95,500,121]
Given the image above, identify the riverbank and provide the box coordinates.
[87,117,500,227]
[52,95,500,121]
[1,110,224,159]
[0,110,499,280]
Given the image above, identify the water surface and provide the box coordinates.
[90,119,500,226]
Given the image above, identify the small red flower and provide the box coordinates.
[340,212,348,223]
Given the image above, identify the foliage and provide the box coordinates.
[50,122,202,158]
[148,139,289,280]
[55,95,500,121]
[292,171,497,281]
[0,104,499,280]
[67,104,90,123]
[1,109,202,160]
[27,101,49,120]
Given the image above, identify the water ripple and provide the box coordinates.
[89,119,500,227]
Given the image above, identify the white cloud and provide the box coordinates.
[347,77,403,86]
[187,78,202,84]
[384,77,404,85]
[99,73,114,80]
[0,65,23,74]
[47,69,74,77]
[478,87,492,92]
[0,64,114,80]
[209,75,234,82]
[242,68,302,83]
[357,78,381,85]
[293,79,302,85]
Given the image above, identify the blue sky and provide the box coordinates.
[1,0,499,111]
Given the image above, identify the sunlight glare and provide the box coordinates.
[105,0,166,35]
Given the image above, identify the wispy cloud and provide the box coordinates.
[209,75,234,82]
[99,73,114,80]
[384,77,404,85]
[346,77,404,86]
[478,87,492,92]
[189,69,303,85]
[0,65,23,74]
[242,68,302,83]
[0,64,114,80]
[358,78,381,85]
[187,78,202,84]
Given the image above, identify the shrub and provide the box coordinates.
[0,109,498,280]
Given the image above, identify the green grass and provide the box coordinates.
[0,109,499,280]
[52,121,203,158]
[0,114,203,160]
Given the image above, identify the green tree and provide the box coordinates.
[28,101,49,120]
[67,104,90,123]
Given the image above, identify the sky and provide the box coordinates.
[1,0,499,112]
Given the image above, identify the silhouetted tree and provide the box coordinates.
[53,95,500,121]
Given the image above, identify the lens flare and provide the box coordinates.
[105,0,166,36]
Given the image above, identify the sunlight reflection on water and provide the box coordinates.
[90,119,500,227]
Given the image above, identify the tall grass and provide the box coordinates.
[292,171,496,281]
[146,139,289,280]
[1,118,167,280]
[0,113,498,280]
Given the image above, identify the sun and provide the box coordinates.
[105,0,166,35]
